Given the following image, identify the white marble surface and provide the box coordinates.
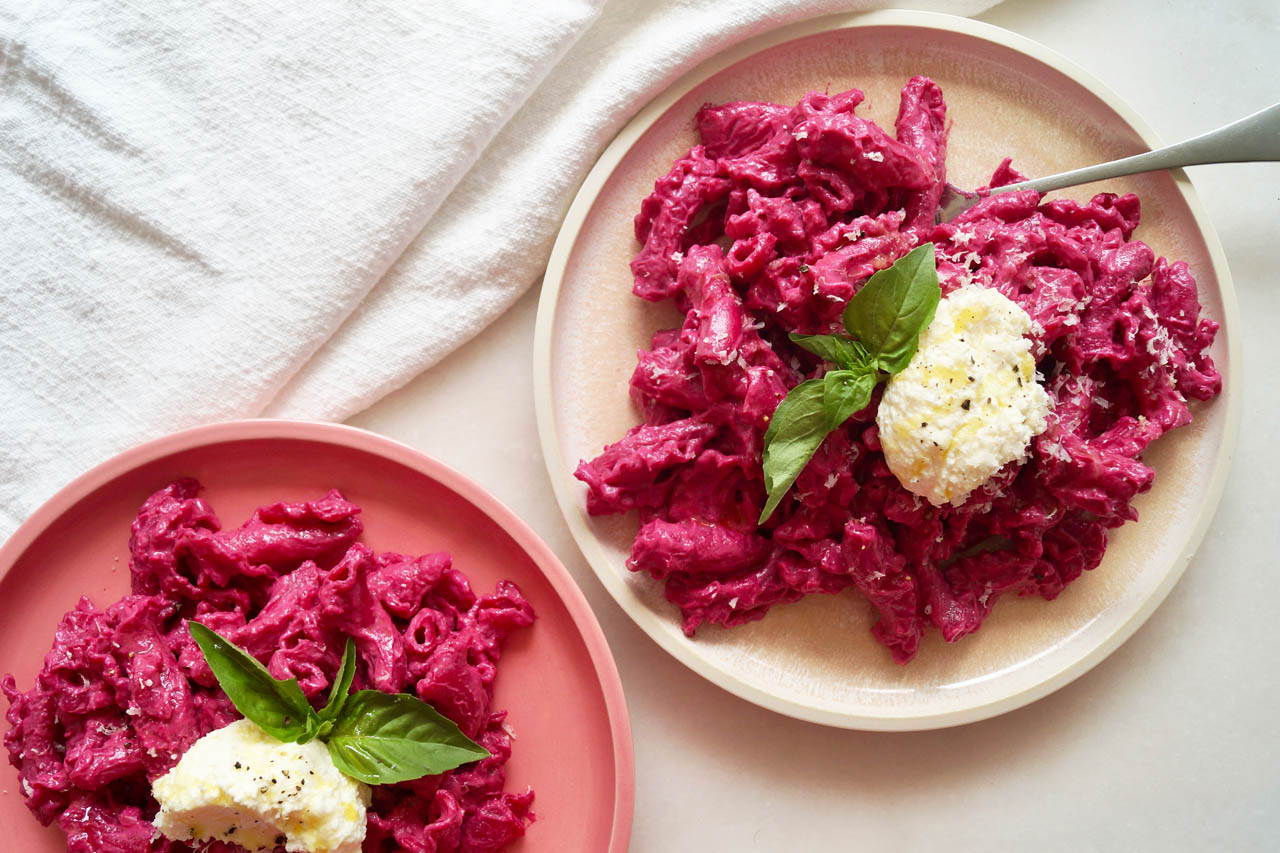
[350,0,1280,848]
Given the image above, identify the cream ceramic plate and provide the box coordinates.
[533,10,1240,729]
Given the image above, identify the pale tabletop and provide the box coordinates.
[351,0,1280,848]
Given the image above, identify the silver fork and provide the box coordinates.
[936,101,1280,222]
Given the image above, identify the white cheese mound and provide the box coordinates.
[876,284,1052,506]
[152,719,370,853]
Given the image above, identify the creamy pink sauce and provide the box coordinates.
[576,78,1221,662]
[4,479,535,852]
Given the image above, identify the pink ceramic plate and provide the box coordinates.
[534,10,1240,729]
[0,420,633,851]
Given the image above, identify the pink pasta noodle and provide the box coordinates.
[576,77,1221,663]
[5,478,534,852]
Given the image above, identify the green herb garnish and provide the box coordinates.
[188,622,489,785]
[759,243,941,522]
[326,690,493,785]
[188,621,320,744]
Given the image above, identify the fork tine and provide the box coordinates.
[937,182,979,223]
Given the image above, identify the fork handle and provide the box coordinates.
[997,101,1280,196]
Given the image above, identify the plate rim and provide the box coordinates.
[532,8,1242,730]
[0,418,635,851]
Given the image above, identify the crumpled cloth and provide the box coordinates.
[0,0,994,537]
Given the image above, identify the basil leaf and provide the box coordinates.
[822,369,876,432]
[843,242,941,374]
[788,333,869,371]
[326,690,490,785]
[318,638,357,723]
[759,379,829,523]
[189,621,319,743]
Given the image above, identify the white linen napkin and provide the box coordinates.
[0,0,995,537]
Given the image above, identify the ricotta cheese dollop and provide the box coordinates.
[152,718,371,853]
[876,284,1052,506]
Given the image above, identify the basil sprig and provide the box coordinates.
[759,243,941,522]
[189,622,489,785]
